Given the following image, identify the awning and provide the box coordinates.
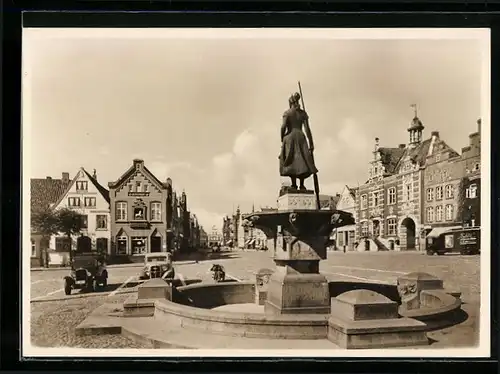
[427,226,462,238]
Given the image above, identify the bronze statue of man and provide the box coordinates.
[279,92,318,190]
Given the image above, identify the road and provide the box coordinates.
[30,250,481,304]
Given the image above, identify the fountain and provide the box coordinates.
[75,90,464,349]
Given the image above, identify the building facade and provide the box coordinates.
[356,112,436,251]
[49,168,111,265]
[30,172,71,267]
[335,185,358,251]
[108,159,173,262]
[460,119,481,228]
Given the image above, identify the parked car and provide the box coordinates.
[426,227,480,256]
[63,253,108,295]
[139,253,174,280]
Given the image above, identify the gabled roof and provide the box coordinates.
[345,185,358,199]
[82,169,110,203]
[108,159,167,191]
[30,177,71,214]
[51,168,110,209]
[378,147,406,175]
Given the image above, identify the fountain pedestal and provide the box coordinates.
[246,189,355,316]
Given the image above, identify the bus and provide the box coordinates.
[426,226,480,256]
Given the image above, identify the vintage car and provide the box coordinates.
[139,253,174,280]
[63,253,108,295]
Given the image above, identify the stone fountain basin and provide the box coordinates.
[119,280,463,340]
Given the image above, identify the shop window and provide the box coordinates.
[131,237,148,255]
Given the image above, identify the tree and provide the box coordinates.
[31,207,85,265]
[31,207,60,267]
[54,207,86,263]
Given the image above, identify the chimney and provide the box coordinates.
[166,177,172,187]
[431,131,440,138]
[477,118,481,133]
[92,169,97,180]
[374,137,380,151]
[399,144,405,149]
[133,159,144,169]
[46,176,52,180]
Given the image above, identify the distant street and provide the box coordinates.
[30,249,480,304]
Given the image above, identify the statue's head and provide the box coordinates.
[288,92,301,108]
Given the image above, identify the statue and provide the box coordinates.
[279,92,318,190]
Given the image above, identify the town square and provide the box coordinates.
[24,28,488,355]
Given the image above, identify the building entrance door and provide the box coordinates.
[151,236,162,253]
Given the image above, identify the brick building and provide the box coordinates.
[460,119,481,228]
[356,110,439,251]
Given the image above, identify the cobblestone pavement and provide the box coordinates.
[28,249,482,349]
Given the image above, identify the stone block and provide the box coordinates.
[331,290,399,321]
[277,193,316,211]
[137,278,172,301]
[397,272,444,311]
[264,272,330,315]
[327,316,429,349]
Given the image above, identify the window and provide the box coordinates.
[55,237,71,252]
[436,206,443,222]
[436,186,443,200]
[426,207,434,223]
[361,222,369,237]
[84,197,96,207]
[96,238,108,253]
[466,184,478,199]
[128,185,133,192]
[445,234,454,249]
[131,237,148,255]
[474,163,480,171]
[435,154,441,162]
[68,197,81,207]
[144,184,149,192]
[445,204,454,221]
[360,194,368,210]
[76,181,88,191]
[116,236,128,255]
[445,184,454,199]
[31,240,36,257]
[116,202,128,221]
[80,215,88,229]
[426,188,434,202]
[151,202,161,221]
[136,182,142,192]
[372,192,380,207]
[405,184,412,201]
[387,187,396,205]
[96,215,107,229]
[387,218,397,236]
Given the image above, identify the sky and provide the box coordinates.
[23,29,487,231]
